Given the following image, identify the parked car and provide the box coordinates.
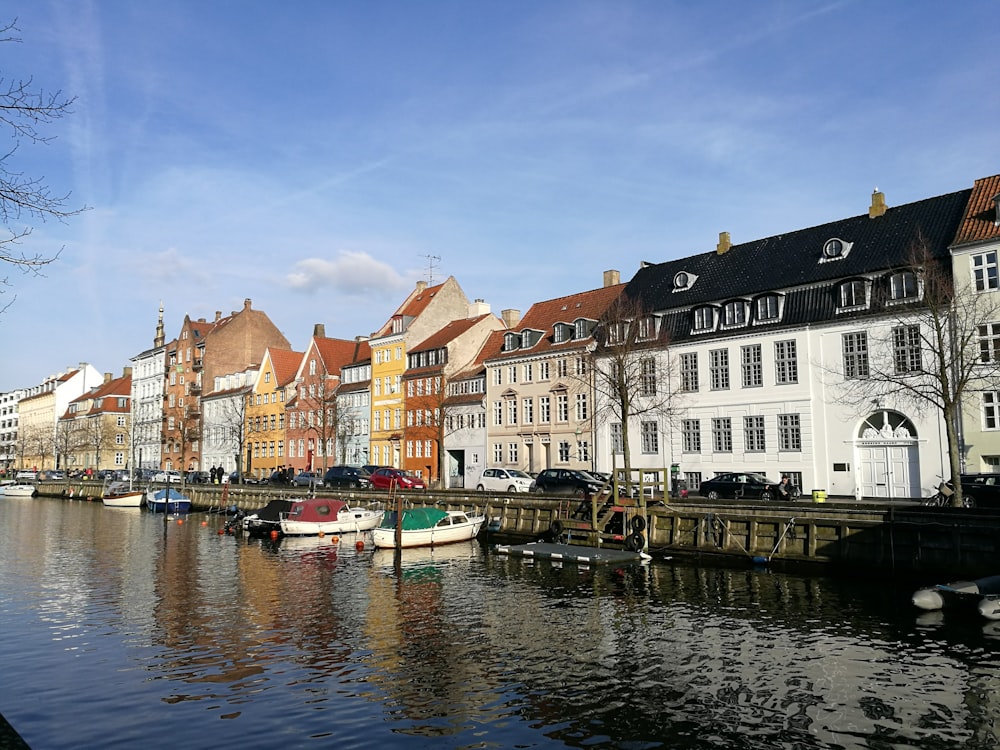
[959,474,1000,508]
[323,465,371,488]
[697,472,779,501]
[186,471,211,484]
[15,470,38,481]
[291,471,322,487]
[476,468,535,493]
[38,470,66,481]
[150,470,182,483]
[531,469,606,498]
[368,467,426,490]
[228,472,259,485]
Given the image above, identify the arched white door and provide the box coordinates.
[855,410,920,499]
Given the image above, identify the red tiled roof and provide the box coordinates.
[268,348,304,386]
[953,174,1000,247]
[410,314,496,353]
[314,337,362,376]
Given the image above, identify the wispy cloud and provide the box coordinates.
[285,251,410,294]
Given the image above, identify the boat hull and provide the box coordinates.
[281,508,384,536]
[103,491,145,507]
[1,484,37,498]
[146,489,192,513]
[372,514,485,549]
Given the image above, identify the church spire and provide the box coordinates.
[154,302,165,348]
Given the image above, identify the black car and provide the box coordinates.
[698,472,779,501]
[531,469,606,498]
[323,465,371,488]
[959,474,1000,508]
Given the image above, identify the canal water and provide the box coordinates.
[1,497,999,749]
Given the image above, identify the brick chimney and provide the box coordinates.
[603,269,620,287]
[313,323,326,338]
[502,309,521,329]
[869,188,887,218]
[716,231,731,255]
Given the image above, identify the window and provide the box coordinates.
[556,394,569,422]
[984,393,1000,430]
[889,270,918,301]
[973,251,999,292]
[574,319,589,339]
[553,324,570,343]
[508,443,518,463]
[641,421,659,454]
[523,363,533,382]
[575,393,588,420]
[892,325,922,374]
[722,300,747,327]
[558,441,571,462]
[538,361,550,380]
[493,443,503,463]
[741,344,762,388]
[682,419,701,453]
[507,399,518,425]
[838,279,867,309]
[610,423,623,454]
[693,306,715,332]
[709,349,730,390]
[492,369,502,386]
[778,414,802,451]
[637,316,655,341]
[843,332,869,379]
[744,416,765,452]
[680,352,699,392]
[575,357,588,376]
[557,359,568,377]
[578,441,590,462]
[979,323,1000,363]
[493,401,502,426]
[507,365,517,384]
[712,418,732,452]
[775,340,798,384]
[684,472,702,492]
[756,294,779,322]
[823,238,845,259]
[523,397,533,424]
[640,358,657,396]
[539,396,550,423]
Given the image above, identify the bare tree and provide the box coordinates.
[53,419,83,474]
[213,390,249,480]
[590,295,676,494]
[831,239,1000,506]
[297,375,341,474]
[0,20,85,300]
[403,372,455,488]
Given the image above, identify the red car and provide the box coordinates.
[369,467,426,490]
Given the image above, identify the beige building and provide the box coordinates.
[58,370,132,473]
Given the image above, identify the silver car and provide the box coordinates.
[476,468,535,493]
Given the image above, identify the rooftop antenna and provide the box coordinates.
[423,254,441,286]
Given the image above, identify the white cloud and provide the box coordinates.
[285,251,410,294]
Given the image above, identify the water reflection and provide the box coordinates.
[1,498,999,749]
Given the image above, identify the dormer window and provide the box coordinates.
[722,300,748,328]
[503,332,520,351]
[521,329,541,348]
[820,237,853,263]
[636,315,656,341]
[672,271,698,292]
[755,294,780,322]
[553,323,572,344]
[888,270,919,302]
[837,279,869,310]
[692,306,716,332]
[574,318,591,339]
[993,193,1000,226]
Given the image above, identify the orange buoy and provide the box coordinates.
[217,529,225,535]
[330,535,340,544]
[201,520,208,527]
[355,539,365,551]
[318,531,325,538]
[270,530,279,540]
[176,518,184,525]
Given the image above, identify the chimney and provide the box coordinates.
[104,372,112,384]
[716,231,731,255]
[123,367,133,378]
[313,323,326,338]
[468,299,491,317]
[603,269,620,287]
[244,298,252,309]
[869,188,887,218]
[415,280,427,294]
[214,311,222,322]
[501,308,521,329]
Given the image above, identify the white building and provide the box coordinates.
[129,305,166,473]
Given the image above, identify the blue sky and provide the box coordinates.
[2,1,998,389]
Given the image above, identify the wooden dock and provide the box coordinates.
[493,541,648,565]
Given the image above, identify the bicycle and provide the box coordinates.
[923,480,954,507]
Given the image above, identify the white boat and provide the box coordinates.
[279,497,384,536]
[102,481,145,507]
[1,483,38,498]
[372,507,485,549]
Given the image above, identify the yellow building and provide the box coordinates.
[246,347,302,481]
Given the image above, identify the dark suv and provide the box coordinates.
[531,469,606,498]
[323,465,371,488]
[959,474,1000,508]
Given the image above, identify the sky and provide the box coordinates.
[2,1,999,390]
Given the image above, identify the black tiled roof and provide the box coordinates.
[626,189,972,318]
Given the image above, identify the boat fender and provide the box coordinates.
[550,519,564,537]
[631,516,646,533]
[980,596,1000,620]
[624,531,644,552]
[912,587,946,611]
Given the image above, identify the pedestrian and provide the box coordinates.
[777,475,792,499]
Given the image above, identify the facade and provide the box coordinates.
[129,305,167,472]
[201,366,258,479]
[401,302,504,486]
[610,187,973,499]
[161,299,290,472]
[337,343,372,467]
[368,278,473,469]
[286,325,364,475]
[950,174,1000,474]
[16,364,103,471]
[441,338,494,489]
[58,370,132,472]
[0,388,25,474]
[484,273,625,475]
[246,347,302,480]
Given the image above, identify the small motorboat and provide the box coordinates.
[1,482,38,498]
[372,507,485,549]
[146,488,192,514]
[238,499,294,537]
[102,481,145,508]
[912,574,1000,614]
[279,497,384,537]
